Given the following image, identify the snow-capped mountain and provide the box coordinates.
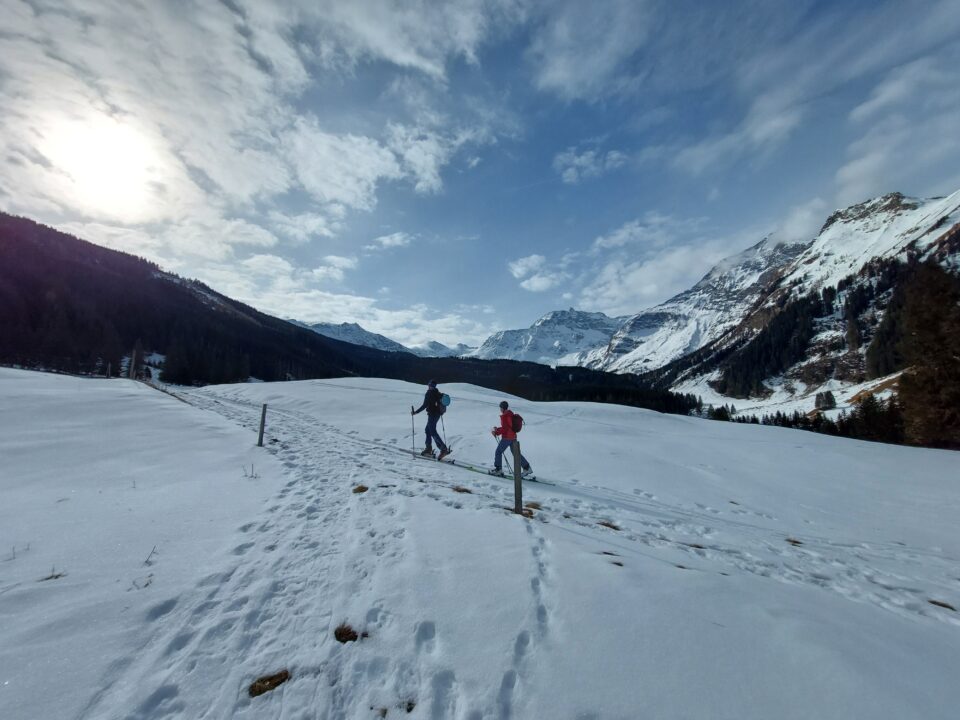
[468,309,626,365]
[579,236,809,373]
[408,341,475,358]
[303,321,410,354]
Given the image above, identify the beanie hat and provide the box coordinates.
[499,401,509,410]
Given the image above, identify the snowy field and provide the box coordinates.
[2,368,959,719]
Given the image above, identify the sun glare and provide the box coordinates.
[42,115,163,221]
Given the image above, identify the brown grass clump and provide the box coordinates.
[353,485,369,494]
[785,537,803,546]
[404,700,416,713]
[524,501,541,510]
[452,486,472,494]
[929,599,957,611]
[248,669,290,697]
[335,623,359,643]
[598,520,620,531]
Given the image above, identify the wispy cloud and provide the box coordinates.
[553,147,627,184]
[525,0,653,101]
[365,232,413,251]
[837,48,960,204]
[507,254,546,279]
[578,214,754,315]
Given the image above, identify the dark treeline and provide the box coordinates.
[731,395,906,446]
[0,213,697,417]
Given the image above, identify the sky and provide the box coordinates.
[2,0,960,347]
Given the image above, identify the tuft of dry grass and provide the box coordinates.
[524,501,541,510]
[452,486,472,494]
[39,567,66,581]
[353,485,369,494]
[601,551,619,557]
[248,669,290,697]
[785,537,803,546]
[335,623,359,643]
[404,700,416,713]
[610,560,624,567]
[929,599,957,611]
[598,520,620,531]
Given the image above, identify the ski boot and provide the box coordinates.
[488,468,505,477]
[521,467,534,478]
[420,447,435,458]
[437,448,452,461]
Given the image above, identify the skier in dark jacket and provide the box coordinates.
[490,400,532,477]
[411,380,451,459]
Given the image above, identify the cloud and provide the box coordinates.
[836,48,960,204]
[311,255,358,282]
[286,117,403,211]
[507,254,546,279]
[577,212,756,315]
[775,198,827,243]
[579,240,734,316]
[553,147,627,184]
[520,271,568,292]
[366,232,412,251]
[592,213,705,252]
[243,254,295,276]
[526,0,653,101]
[672,0,960,176]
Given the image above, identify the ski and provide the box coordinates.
[405,449,551,485]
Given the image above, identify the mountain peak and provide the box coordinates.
[820,192,919,234]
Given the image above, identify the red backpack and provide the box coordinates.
[511,413,523,433]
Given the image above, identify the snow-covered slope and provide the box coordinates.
[302,321,411,354]
[3,369,959,719]
[779,190,960,297]
[469,308,625,365]
[581,236,808,373]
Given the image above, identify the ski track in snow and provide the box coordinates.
[78,385,958,718]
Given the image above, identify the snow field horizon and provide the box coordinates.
[1,368,958,719]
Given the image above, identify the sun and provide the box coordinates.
[41,114,164,222]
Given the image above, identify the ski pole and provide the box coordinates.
[410,406,415,456]
[440,415,448,447]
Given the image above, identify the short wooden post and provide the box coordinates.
[257,403,268,447]
[512,441,523,514]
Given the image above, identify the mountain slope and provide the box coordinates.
[580,236,809,373]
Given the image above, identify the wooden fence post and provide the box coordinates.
[258,404,268,447]
[512,441,523,514]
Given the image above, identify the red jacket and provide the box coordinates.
[493,410,517,441]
